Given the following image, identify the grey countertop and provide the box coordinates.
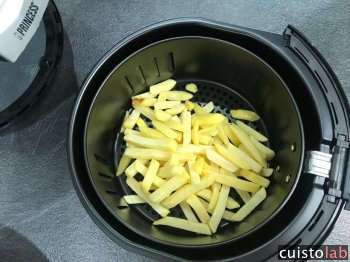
[0,0,349,261]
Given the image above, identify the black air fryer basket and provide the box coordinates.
[68,19,350,261]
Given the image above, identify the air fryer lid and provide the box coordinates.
[68,19,350,261]
[0,0,63,129]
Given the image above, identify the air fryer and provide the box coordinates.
[68,18,350,261]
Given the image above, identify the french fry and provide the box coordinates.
[188,160,201,184]
[139,127,167,139]
[149,171,190,203]
[170,115,181,123]
[182,111,191,145]
[226,197,240,209]
[192,113,226,126]
[157,165,185,178]
[140,98,157,107]
[175,131,183,143]
[203,101,214,113]
[260,168,274,177]
[161,173,215,209]
[213,142,251,170]
[164,153,180,166]
[185,83,198,93]
[123,109,140,130]
[133,105,156,121]
[132,92,156,99]
[126,177,169,217]
[154,101,181,110]
[141,159,160,193]
[164,91,193,101]
[124,148,196,162]
[250,136,275,160]
[124,195,146,204]
[231,187,266,221]
[155,110,172,122]
[116,154,132,176]
[125,159,148,177]
[206,149,239,172]
[213,171,260,193]
[198,134,213,145]
[210,160,220,172]
[240,169,270,188]
[186,195,211,223]
[120,111,129,133]
[209,128,218,136]
[150,79,176,95]
[179,201,198,222]
[194,157,204,174]
[124,134,177,152]
[164,120,187,132]
[229,124,266,167]
[191,118,199,145]
[157,92,167,102]
[153,217,211,235]
[193,103,207,116]
[124,129,141,136]
[152,120,179,139]
[224,125,240,146]
[236,120,267,142]
[185,100,194,111]
[199,198,235,221]
[195,189,212,202]
[217,124,229,146]
[208,184,230,233]
[135,162,166,187]
[178,144,213,155]
[238,143,250,156]
[198,125,217,134]
[236,189,251,203]
[208,183,221,211]
[230,109,260,122]
[136,117,147,128]
[166,103,185,115]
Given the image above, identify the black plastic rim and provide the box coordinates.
[0,0,63,129]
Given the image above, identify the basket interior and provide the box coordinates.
[84,37,303,246]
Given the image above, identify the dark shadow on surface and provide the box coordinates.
[0,29,79,136]
[0,226,49,262]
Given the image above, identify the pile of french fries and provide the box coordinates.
[117,79,275,235]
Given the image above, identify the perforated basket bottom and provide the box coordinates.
[115,79,269,236]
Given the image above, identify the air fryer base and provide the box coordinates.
[68,19,350,261]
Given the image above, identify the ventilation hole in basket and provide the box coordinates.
[152,211,157,216]
[98,172,112,181]
[140,203,146,207]
[146,205,151,211]
[117,205,129,210]
[199,90,203,95]
[167,52,175,73]
[234,99,239,104]
[229,95,233,100]
[226,109,230,114]
[239,104,244,108]
[216,89,221,93]
[205,92,210,96]
[209,86,214,91]
[153,57,160,77]
[220,106,225,110]
[218,97,223,101]
[121,140,126,146]
[137,65,147,84]
[200,98,206,102]
[213,94,217,99]
[224,101,229,106]
[203,85,207,90]
[94,154,108,166]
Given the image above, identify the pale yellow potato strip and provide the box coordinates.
[188,160,201,184]
[182,111,191,145]
[250,136,275,160]
[124,134,177,152]
[150,79,176,95]
[164,153,180,166]
[209,128,218,136]
[155,110,172,122]
[226,197,240,209]
[198,198,235,221]
[191,118,199,145]
[236,189,251,203]
[140,98,157,107]
[152,120,179,139]
[124,129,141,136]
[125,159,148,177]
[157,165,184,178]
[231,187,266,221]
[206,149,238,172]
[149,171,190,203]
[208,182,221,211]
[165,103,185,115]
[124,148,195,162]
[177,144,213,155]
[154,101,181,110]
[214,142,251,170]
[179,201,198,222]
[133,105,156,121]
[120,111,129,133]
[116,154,132,176]
[161,173,215,209]
[192,113,225,126]
[198,125,217,134]
[164,120,186,132]
[208,184,230,233]
[136,117,147,128]
[186,195,211,223]
[185,100,194,111]
[164,91,193,101]
[230,109,260,122]
[202,101,214,113]
[135,162,165,187]
[260,168,274,177]
[139,127,167,139]
[198,134,213,145]
[194,157,204,174]
[227,143,263,173]
[124,195,146,204]
[123,109,140,130]
[193,103,207,116]
[126,177,169,217]
[224,124,240,146]
[213,171,260,193]
[153,217,211,235]
[240,169,270,188]
[236,120,267,142]
[230,124,266,166]
[217,124,229,146]
[132,92,156,99]
[141,159,160,193]
[157,92,167,102]
[170,115,181,123]
[185,83,198,93]
[195,189,212,202]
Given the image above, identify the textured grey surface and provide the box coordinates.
[0,0,349,261]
